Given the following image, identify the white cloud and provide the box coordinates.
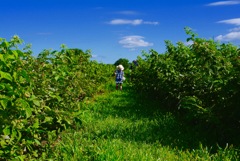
[215,31,240,41]
[229,27,240,32]
[217,18,240,25]
[216,18,240,42]
[207,1,240,6]
[109,19,143,25]
[116,11,139,15]
[119,35,153,49]
[143,21,159,25]
[108,19,159,25]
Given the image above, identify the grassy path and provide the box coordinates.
[46,84,239,161]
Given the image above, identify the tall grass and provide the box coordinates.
[44,83,239,161]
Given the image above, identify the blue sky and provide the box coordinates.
[1,0,240,64]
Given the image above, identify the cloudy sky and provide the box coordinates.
[0,0,240,64]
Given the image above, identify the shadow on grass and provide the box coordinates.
[85,84,230,152]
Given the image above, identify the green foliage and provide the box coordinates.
[131,28,240,145]
[2,29,240,160]
[114,58,130,70]
[45,88,239,160]
[0,36,115,160]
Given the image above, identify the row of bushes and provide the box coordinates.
[131,28,240,145]
[0,36,115,160]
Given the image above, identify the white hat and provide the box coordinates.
[117,64,124,70]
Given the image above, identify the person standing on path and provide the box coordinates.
[115,64,124,90]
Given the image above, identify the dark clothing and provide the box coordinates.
[115,70,124,84]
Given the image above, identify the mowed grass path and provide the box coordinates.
[47,84,239,161]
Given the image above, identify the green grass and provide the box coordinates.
[44,84,239,161]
